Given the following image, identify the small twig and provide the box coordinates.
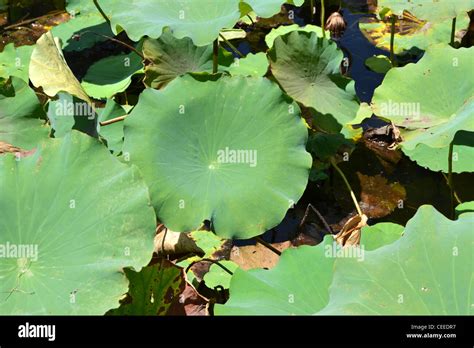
[99,115,127,127]
[93,0,111,25]
[185,258,234,275]
[2,10,64,31]
[246,14,255,26]
[310,0,314,22]
[330,158,362,216]
[212,39,218,74]
[255,237,281,256]
[299,204,333,234]
[441,173,462,205]
[218,33,244,58]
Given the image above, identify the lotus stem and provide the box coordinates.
[93,0,110,25]
[99,115,127,126]
[213,39,218,74]
[330,158,362,216]
[185,258,234,275]
[389,15,396,65]
[219,33,244,58]
[450,17,457,47]
[310,0,314,21]
[299,204,333,234]
[448,140,455,219]
[321,0,326,38]
[255,236,281,256]
[441,173,462,205]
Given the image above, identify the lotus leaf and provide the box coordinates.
[123,74,311,239]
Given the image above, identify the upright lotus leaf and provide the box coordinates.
[108,261,184,315]
[372,45,474,172]
[321,205,473,315]
[0,131,156,315]
[216,236,336,315]
[100,0,242,46]
[359,12,469,54]
[265,24,326,48]
[269,31,359,127]
[29,32,91,103]
[142,32,233,89]
[242,0,304,18]
[402,131,474,173]
[81,51,144,99]
[376,0,474,22]
[0,43,34,82]
[218,205,473,315]
[0,77,48,150]
[123,75,311,239]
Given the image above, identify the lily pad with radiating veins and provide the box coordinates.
[372,45,474,155]
[0,43,34,82]
[217,205,473,315]
[123,74,311,239]
[242,0,304,19]
[142,31,233,89]
[0,77,48,150]
[268,31,360,127]
[265,24,326,48]
[100,0,241,46]
[81,51,144,99]
[29,32,91,103]
[359,12,469,54]
[0,131,156,314]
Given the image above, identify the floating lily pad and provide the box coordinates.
[455,201,474,218]
[0,131,156,314]
[0,77,48,150]
[101,0,242,45]
[123,75,311,239]
[203,261,239,289]
[218,205,473,315]
[268,31,359,127]
[360,222,403,250]
[365,55,392,74]
[82,51,144,99]
[226,53,268,77]
[0,43,34,82]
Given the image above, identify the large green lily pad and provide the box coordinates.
[100,0,241,46]
[0,77,48,150]
[217,205,473,315]
[269,31,359,127]
[265,24,326,48]
[123,75,311,239]
[0,131,156,314]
